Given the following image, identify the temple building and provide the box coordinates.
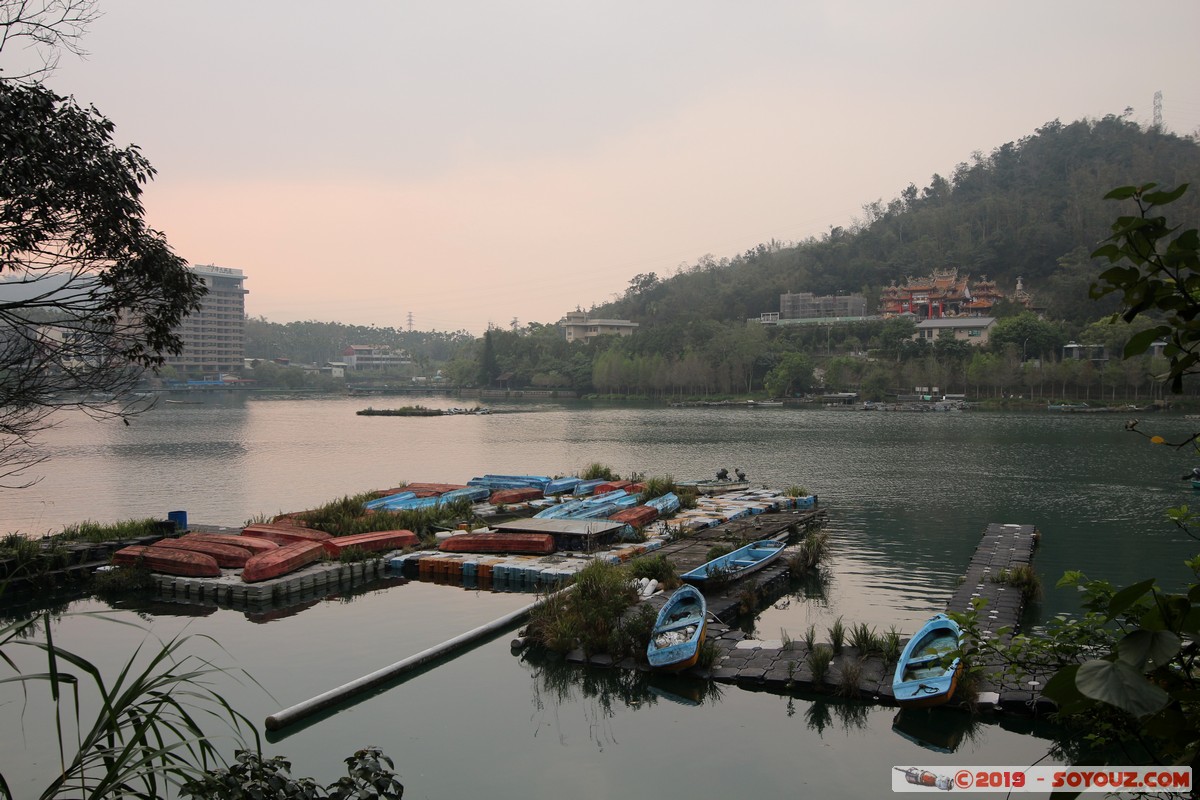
[879,269,1031,319]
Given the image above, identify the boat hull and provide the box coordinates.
[681,539,786,585]
[892,613,963,708]
[438,532,555,554]
[647,585,707,670]
[242,524,332,546]
[242,541,325,583]
[323,529,419,557]
[112,545,220,578]
[150,537,252,568]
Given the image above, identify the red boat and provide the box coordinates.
[151,538,252,568]
[401,482,469,497]
[183,532,279,555]
[490,487,544,504]
[241,523,332,546]
[609,505,659,527]
[242,541,325,583]
[595,480,633,494]
[439,532,555,555]
[112,545,220,577]
[323,529,419,557]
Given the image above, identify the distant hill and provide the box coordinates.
[590,114,1200,330]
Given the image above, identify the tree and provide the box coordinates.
[763,352,814,398]
[1091,183,1200,393]
[1,74,204,486]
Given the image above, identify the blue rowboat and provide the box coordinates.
[680,539,785,585]
[545,476,581,495]
[363,491,416,510]
[572,479,606,496]
[892,613,963,708]
[645,492,680,515]
[647,585,707,670]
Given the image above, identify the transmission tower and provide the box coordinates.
[406,311,413,332]
[1153,90,1163,129]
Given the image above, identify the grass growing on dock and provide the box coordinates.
[991,564,1042,602]
[92,564,155,597]
[580,463,619,481]
[637,475,677,502]
[627,553,679,589]
[828,616,846,654]
[808,645,833,685]
[849,622,878,656]
[784,485,809,497]
[528,560,640,657]
[838,659,863,697]
[787,529,828,575]
[294,493,475,542]
[57,518,168,543]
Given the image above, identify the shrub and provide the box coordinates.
[580,463,618,481]
[628,553,678,588]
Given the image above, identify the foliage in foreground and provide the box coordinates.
[0,610,406,799]
[947,184,1200,773]
[182,747,403,800]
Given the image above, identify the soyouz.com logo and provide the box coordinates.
[892,765,1192,793]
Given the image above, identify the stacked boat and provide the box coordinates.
[113,523,419,583]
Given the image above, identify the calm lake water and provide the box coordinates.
[3,396,1199,798]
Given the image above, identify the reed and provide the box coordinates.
[637,475,677,501]
[849,622,877,655]
[828,616,846,654]
[838,658,863,697]
[882,626,903,663]
[808,644,833,685]
[803,623,817,652]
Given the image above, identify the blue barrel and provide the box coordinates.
[167,510,188,531]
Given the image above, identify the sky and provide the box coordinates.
[6,1,1200,336]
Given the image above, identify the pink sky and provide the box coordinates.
[10,1,1200,334]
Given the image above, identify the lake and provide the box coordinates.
[2,396,1198,797]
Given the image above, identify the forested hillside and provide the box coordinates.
[592,114,1200,330]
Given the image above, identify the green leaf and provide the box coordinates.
[1141,595,1192,632]
[1075,659,1170,717]
[1107,578,1155,620]
[1142,184,1189,206]
[1124,327,1169,358]
[1041,664,1088,711]
[1104,186,1143,200]
[1116,629,1180,669]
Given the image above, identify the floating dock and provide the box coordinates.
[560,521,1047,715]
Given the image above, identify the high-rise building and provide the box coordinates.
[163,265,248,379]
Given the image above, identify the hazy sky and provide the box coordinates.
[8,1,1200,335]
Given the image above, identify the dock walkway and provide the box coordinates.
[563,522,1046,714]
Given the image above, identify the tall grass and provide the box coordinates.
[295,493,474,541]
[828,616,845,654]
[1,611,258,798]
[580,463,618,481]
[56,518,167,543]
[637,475,677,501]
[527,561,639,656]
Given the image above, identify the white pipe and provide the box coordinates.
[265,593,555,731]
